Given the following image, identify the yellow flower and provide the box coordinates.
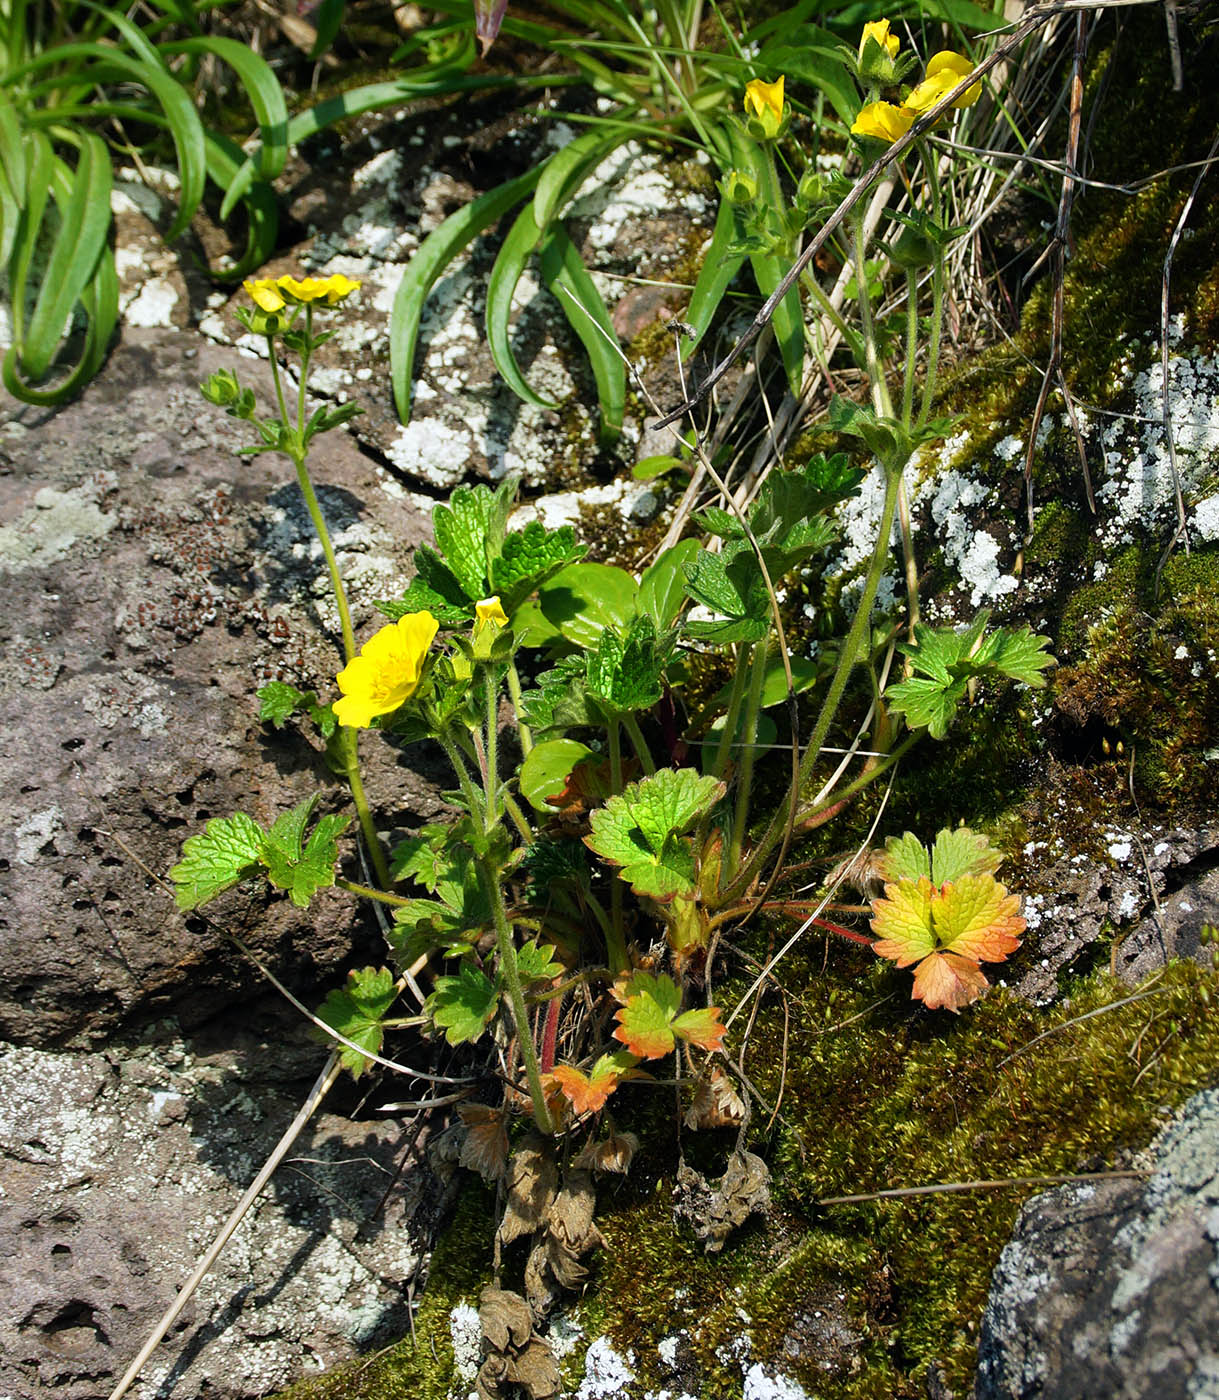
[859,19,900,61]
[333,612,439,728]
[743,75,785,137]
[242,273,362,315]
[905,51,981,112]
[475,596,509,627]
[243,277,285,313]
[276,273,362,306]
[851,101,915,143]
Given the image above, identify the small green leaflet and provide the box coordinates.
[256,682,337,739]
[682,542,769,644]
[886,613,1054,739]
[515,939,564,985]
[170,812,263,910]
[315,966,398,1077]
[585,768,725,901]
[432,483,498,600]
[376,545,472,626]
[521,655,600,734]
[586,615,668,716]
[879,827,1004,886]
[259,797,351,908]
[389,824,450,890]
[427,963,500,1046]
[490,520,585,614]
[390,848,493,962]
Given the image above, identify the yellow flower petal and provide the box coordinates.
[743,75,785,135]
[851,100,915,143]
[906,50,981,110]
[275,273,363,306]
[475,596,509,626]
[333,611,439,728]
[243,277,285,313]
[859,19,899,61]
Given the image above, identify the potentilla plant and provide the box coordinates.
[169,18,1055,1366]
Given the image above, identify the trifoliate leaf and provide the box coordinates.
[884,675,969,740]
[586,614,668,716]
[391,848,493,961]
[585,768,725,901]
[547,1050,639,1114]
[389,824,451,890]
[433,483,496,600]
[170,812,263,910]
[259,798,351,908]
[490,521,586,614]
[611,971,726,1059]
[515,939,564,986]
[315,966,398,1076]
[427,963,499,1045]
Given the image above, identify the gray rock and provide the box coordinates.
[0,327,441,1047]
[0,1019,448,1400]
[976,1089,1219,1399]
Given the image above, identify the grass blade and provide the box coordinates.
[203,131,278,280]
[533,127,622,230]
[540,222,623,442]
[391,167,543,422]
[685,187,744,352]
[486,200,561,411]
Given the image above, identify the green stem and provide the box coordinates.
[606,717,627,970]
[622,712,656,776]
[294,455,356,662]
[719,463,905,905]
[901,268,919,429]
[480,857,553,1134]
[726,636,769,883]
[483,666,500,831]
[438,731,485,826]
[916,139,946,432]
[793,732,918,828]
[506,661,533,756]
[503,792,534,846]
[712,642,751,779]
[337,877,411,906]
[338,727,391,888]
[853,208,893,420]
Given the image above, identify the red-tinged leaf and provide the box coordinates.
[912,950,990,1012]
[547,1051,639,1114]
[870,877,936,966]
[611,971,680,1055]
[671,1004,727,1054]
[932,875,1025,963]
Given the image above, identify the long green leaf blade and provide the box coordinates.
[486,201,559,411]
[685,186,744,352]
[539,223,623,442]
[390,167,542,422]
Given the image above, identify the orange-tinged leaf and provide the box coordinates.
[911,950,990,1012]
[870,877,936,966]
[547,1050,639,1114]
[611,970,682,1057]
[672,1005,727,1054]
[931,874,1025,962]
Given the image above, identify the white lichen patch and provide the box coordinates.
[512,477,634,531]
[123,276,181,328]
[449,1302,482,1383]
[576,1336,636,1399]
[567,143,708,259]
[0,480,117,571]
[742,1363,812,1400]
[13,805,65,866]
[385,418,475,489]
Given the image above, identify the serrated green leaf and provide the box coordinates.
[585,768,725,901]
[520,655,600,734]
[376,558,472,626]
[521,836,591,901]
[929,828,1003,885]
[257,681,304,728]
[427,963,500,1045]
[884,674,970,740]
[878,831,931,884]
[612,970,682,1057]
[315,966,398,1076]
[259,797,350,907]
[519,738,595,812]
[683,541,770,635]
[170,812,264,909]
[433,484,496,601]
[389,825,450,889]
[490,521,585,615]
[586,614,668,716]
[983,625,1056,686]
[516,939,564,985]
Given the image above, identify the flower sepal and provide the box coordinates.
[742,75,786,141]
[235,303,292,339]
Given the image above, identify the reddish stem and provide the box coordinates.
[540,992,561,1074]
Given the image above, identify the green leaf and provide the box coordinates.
[884,674,969,740]
[516,939,564,985]
[682,541,769,643]
[486,200,560,411]
[632,454,684,483]
[878,831,931,884]
[611,970,727,1058]
[537,562,639,649]
[685,191,746,353]
[638,539,699,629]
[390,166,542,421]
[256,682,337,739]
[586,614,668,716]
[170,812,264,910]
[490,521,586,615]
[315,966,398,1077]
[433,484,496,601]
[519,738,595,812]
[389,825,451,889]
[980,625,1056,687]
[930,827,1003,886]
[532,127,620,229]
[520,655,600,734]
[377,546,473,625]
[427,963,500,1045]
[259,797,350,908]
[522,836,591,901]
[585,768,725,901]
[540,222,624,442]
